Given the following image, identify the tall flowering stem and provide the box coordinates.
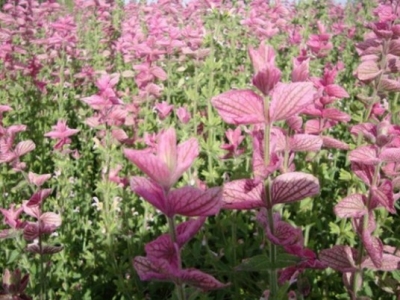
[320,3,400,298]
[124,128,228,298]
[212,42,323,298]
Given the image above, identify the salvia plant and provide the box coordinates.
[211,41,327,299]
[1,0,400,299]
[124,127,229,299]
[320,2,400,299]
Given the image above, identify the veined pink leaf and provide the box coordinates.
[173,138,199,184]
[8,125,28,135]
[26,189,52,206]
[248,43,275,73]
[289,134,322,152]
[356,60,382,81]
[362,253,400,271]
[389,39,400,56]
[0,105,12,113]
[168,187,222,217]
[157,128,177,173]
[27,243,63,255]
[322,108,351,122]
[362,232,383,269]
[379,148,400,163]
[124,149,171,188]
[23,222,39,241]
[380,78,400,92]
[0,152,16,163]
[252,67,281,96]
[352,212,376,237]
[267,218,303,247]
[130,177,166,213]
[126,128,198,189]
[286,115,303,132]
[151,66,167,81]
[0,204,24,229]
[133,256,171,281]
[383,245,400,256]
[112,129,128,142]
[350,123,376,142]
[324,84,349,98]
[257,210,303,248]
[302,104,322,117]
[322,136,349,150]
[319,245,358,272]
[15,140,35,157]
[273,128,286,152]
[334,194,367,218]
[81,95,108,110]
[371,180,395,213]
[392,175,400,189]
[40,212,61,228]
[395,192,400,203]
[351,162,375,186]
[145,234,177,266]
[222,179,264,210]
[28,172,51,187]
[211,90,264,125]
[349,145,380,165]
[291,58,309,82]
[176,217,206,246]
[22,202,40,219]
[180,269,230,291]
[269,82,315,122]
[304,119,321,134]
[271,172,320,206]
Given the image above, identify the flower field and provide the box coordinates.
[1,0,400,299]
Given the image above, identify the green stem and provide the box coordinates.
[282,128,293,173]
[265,178,278,297]
[262,96,278,296]
[352,163,381,297]
[39,234,46,300]
[167,216,185,300]
[364,40,389,122]
[231,211,239,299]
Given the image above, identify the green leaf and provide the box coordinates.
[276,281,291,300]
[329,222,340,235]
[339,169,352,181]
[7,249,20,264]
[235,253,301,272]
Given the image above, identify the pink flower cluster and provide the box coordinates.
[124,128,228,291]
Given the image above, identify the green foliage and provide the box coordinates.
[0,0,399,299]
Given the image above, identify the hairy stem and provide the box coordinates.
[263,96,278,296]
[167,216,185,300]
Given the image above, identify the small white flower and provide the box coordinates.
[92,197,103,211]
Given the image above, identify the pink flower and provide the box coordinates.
[0,204,25,231]
[220,127,245,158]
[44,120,79,150]
[154,101,174,120]
[176,107,191,124]
[124,128,198,190]
[133,218,229,291]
